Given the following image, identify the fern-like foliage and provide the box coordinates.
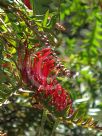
[64,109,102,130]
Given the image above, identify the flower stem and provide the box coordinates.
[38,109,47,136]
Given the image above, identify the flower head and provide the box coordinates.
[18,46,73,114]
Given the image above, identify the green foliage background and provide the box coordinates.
[0,0,102,135]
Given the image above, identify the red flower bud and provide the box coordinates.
[23,0,32,9]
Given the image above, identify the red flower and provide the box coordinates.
[18,46,73,113]
[23,0,32,9]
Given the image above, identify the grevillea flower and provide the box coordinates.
[23,0,31,9]
[18,45,73,114]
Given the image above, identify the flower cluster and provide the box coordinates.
[18,45,73,114]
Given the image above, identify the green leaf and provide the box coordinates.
[47,14,59,28]
[43,10,49,27]
[30,0,52,15]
